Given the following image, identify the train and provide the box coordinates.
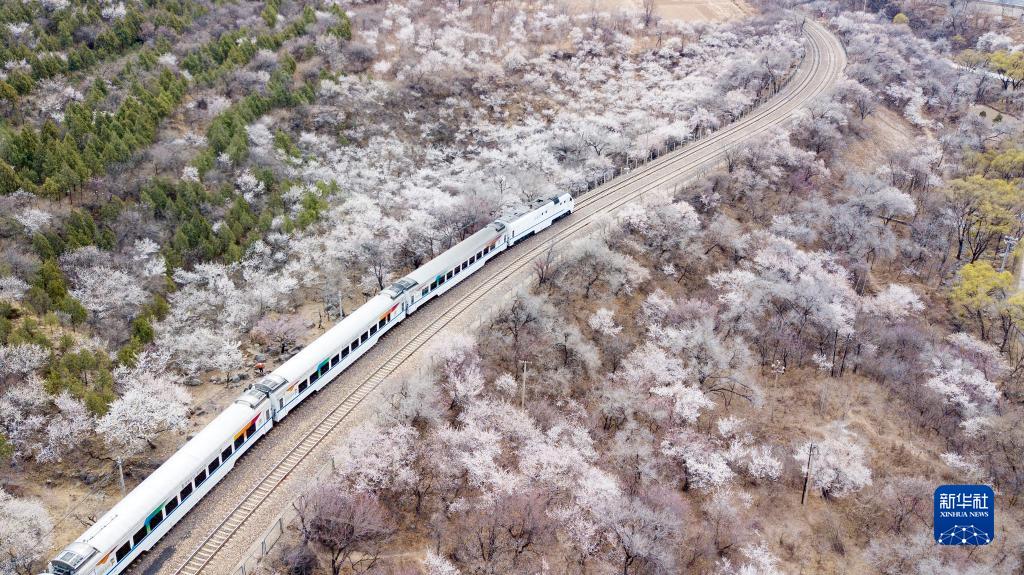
[41,193,574,575]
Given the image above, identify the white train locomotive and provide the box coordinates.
[42,193,573,575]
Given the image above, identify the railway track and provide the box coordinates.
[160,19,845,575]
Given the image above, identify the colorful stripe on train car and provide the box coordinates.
[234,414,260,440]
[379,302,399,321]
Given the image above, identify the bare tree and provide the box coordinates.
[450,492,556,573]
[490,294,541,365]
[533,242,557,286]
[251,314,305,354]
[280,543,319,575]
[296,486,396,575]
[641,0,658,29]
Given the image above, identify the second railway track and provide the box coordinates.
[150,19,846,575]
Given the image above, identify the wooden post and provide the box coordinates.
[801,444,817,505]
[520,360,531,409]
[116,458,126,494]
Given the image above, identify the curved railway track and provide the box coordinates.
[152,19,846,575]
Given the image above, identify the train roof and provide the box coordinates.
[406,224,504,286]
[77,401,258,554]
[271,293,398,384]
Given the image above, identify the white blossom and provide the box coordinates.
[587,307,622,336]
[862,284,923,321]
[940,451,987,481]
[0,276,29,303]
[0,344,48,377]
[157,52,178,69]
[96,371,190,460]
[100,1,127,20]
[423,551,462,575]
[718,542,783,575]
[0,489,52,575]
[15,207,52,233]
[794,423,872,498]
[68,266,148,322]
[236,169,266,203]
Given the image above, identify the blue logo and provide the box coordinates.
[934,485,994,545]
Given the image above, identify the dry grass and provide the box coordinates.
[836,106,918,174]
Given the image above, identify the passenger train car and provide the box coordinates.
[42,193,573,575]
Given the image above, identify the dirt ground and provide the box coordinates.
[571,0,754,22]
[835,106,918,174]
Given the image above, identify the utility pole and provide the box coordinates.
[801,444,817,505]
[116,457,126,494]
[999,235,1018,272]
[520,360,531,409]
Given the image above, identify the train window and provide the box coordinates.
[195,469,207,486]
[331,355,339,367]
[222,446,232,461]
[165,496,179,515]
[446,271,453,280]
[208,457,220,476]
[309,371,319,384]
[116,541,131,562]
[422,287,429,296]
[378,318,386,329]
[148,509,164,530]
[361,332,368,343]
[319,364,329,376]
[133,526,148,547]
[233,434,244,450]
[369,324,378,336]
[179,482,193,501]
[341,347,349,359]
[477,251,482,259]
[245,421,256,438]
[352,339,360,350]
[430,280,437,290]
[470,255,476,264]
[462,262,468,270]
